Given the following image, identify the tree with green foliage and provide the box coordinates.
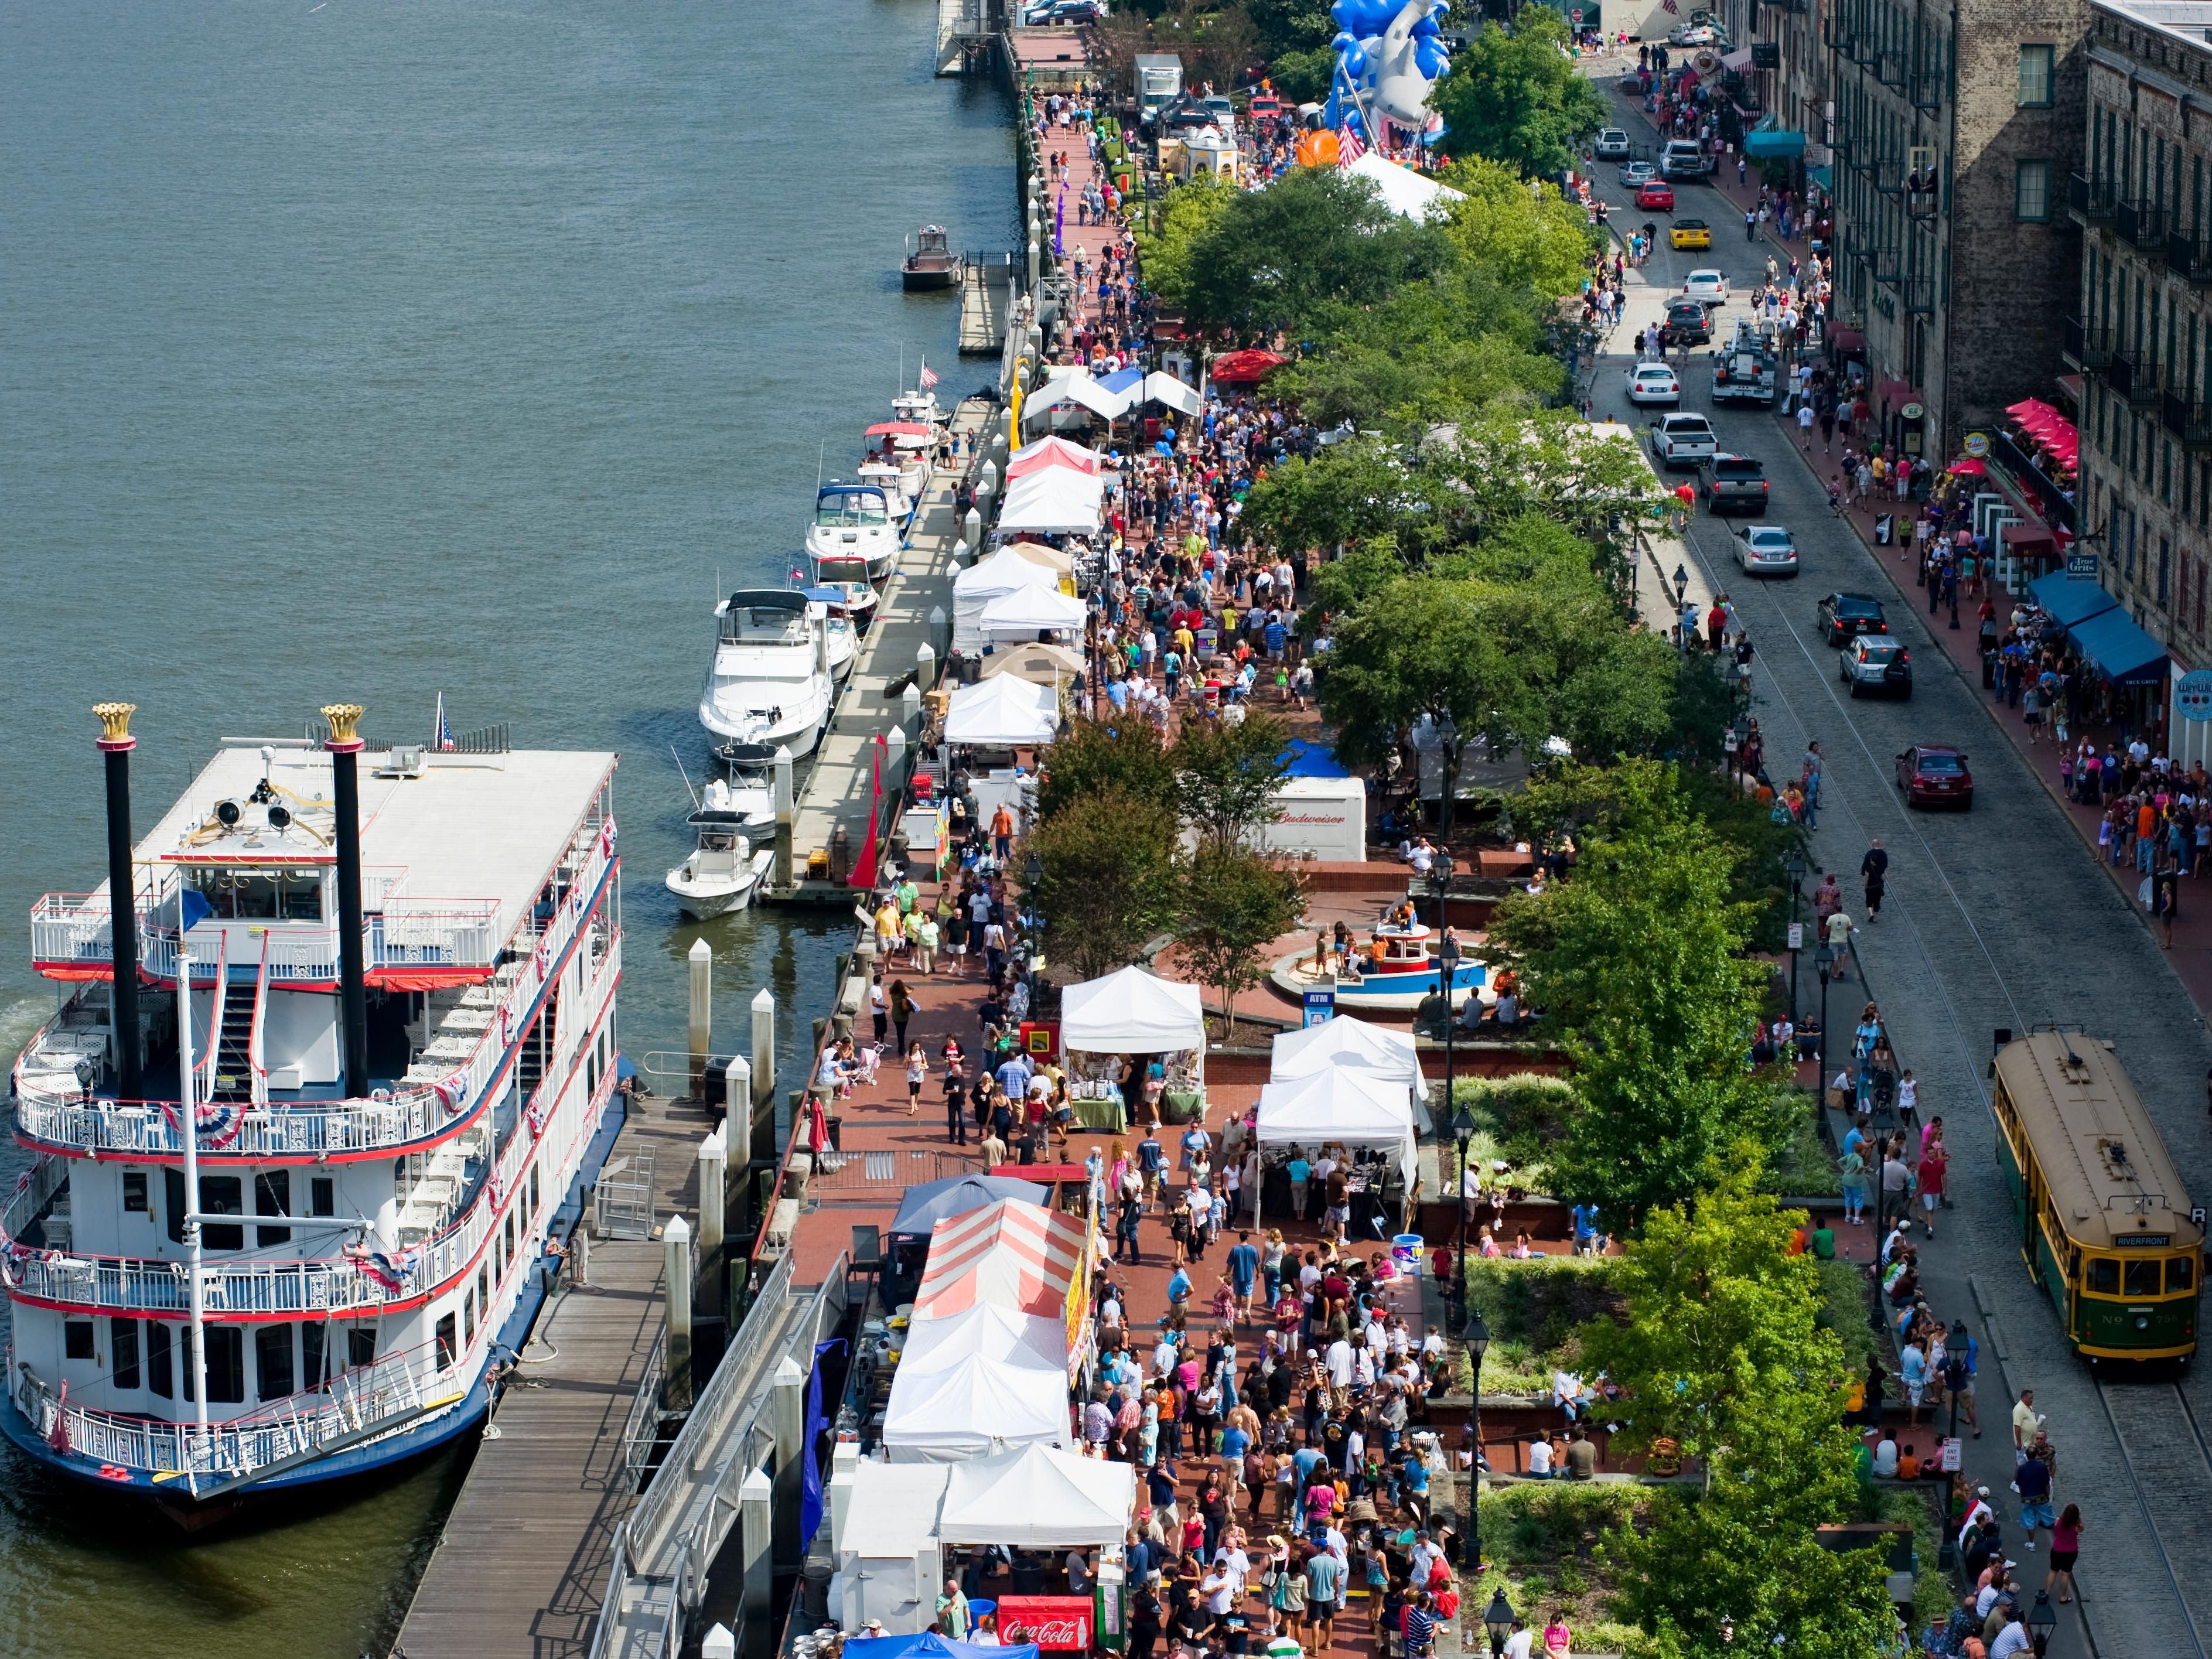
[1240,440,1443,557]
[1435,156,1600,302]
[1176,843,1305,1035]
[1482,806,1784,1222]
[1422,407,1661,562]
[1178,166,1455,337]
[1315,575,1548,840]
[1138,172,1238,313]
[1036,716,1179,824]
[1175,709,1293,849]
[1030,790,1184,982]
[1579,1182,1897,1657]
[1431,8,1607,180]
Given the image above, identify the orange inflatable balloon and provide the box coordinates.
[1295,128,1340,167]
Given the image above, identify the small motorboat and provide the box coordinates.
[805,480,900,582]
[666,817,773,919]
[892,385,945,429]
[902,226,962,291]
[699,589,835,757]
[855,459,915,528]
[810,573,879,630]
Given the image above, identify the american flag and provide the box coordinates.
[1662,0,1678,12]
[918,360,940,390]
[433,691,452,750]
[1337,121,1366,168]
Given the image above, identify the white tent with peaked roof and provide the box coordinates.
[937,1442,1138,1545]
[1270,1016,1433,1132]
[1060,965,1206,1054]
[1253,1066,1419,1185]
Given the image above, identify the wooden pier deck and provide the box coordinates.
[393,1088,715,1659]
[958,257,1009,356]
[767,396,997,904]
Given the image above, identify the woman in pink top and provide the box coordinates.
[1543,1616,1573,1657]
[2045,1503,2083,1602]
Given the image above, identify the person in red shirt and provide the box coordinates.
[1917,1136,1948,1238]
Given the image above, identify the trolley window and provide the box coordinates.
[2125,1258,2163,1297]
[2170,1255,2197,1293]
[2087,1257,2121,1294]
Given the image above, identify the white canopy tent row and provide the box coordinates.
[943,674,1061,746]
[1341,149,1466,221]
[952,546,1060,651]
[1252,1066,1420,1187]
[1269,1014,1434,1132]
[1020,366,1204,429]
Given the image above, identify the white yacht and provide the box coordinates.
[854,460,915,528]
[664,779,774,919]
[804,481,900,582]
[698,589,834,758]
[891,386,945,429]
[5,703,623,1515]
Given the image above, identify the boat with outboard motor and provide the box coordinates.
[665,774,774,918]
[804,480,900,582]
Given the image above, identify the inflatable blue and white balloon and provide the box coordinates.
[1326,0,1453,149]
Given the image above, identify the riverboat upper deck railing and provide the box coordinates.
[13,828,617,1162]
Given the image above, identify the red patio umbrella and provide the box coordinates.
[1950,458,1987,476]
[1208,348,1288,385]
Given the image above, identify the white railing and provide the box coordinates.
[247,932,272,1106]
[11,1336,461,1486]
[13,836,619,1162]
[197,933,228,1101]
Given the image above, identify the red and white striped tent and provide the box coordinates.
[1005,434,1105,479]
[912,1199,1085,1321]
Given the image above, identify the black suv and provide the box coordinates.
[1663,298,1712,345]
[1703,453,1767,514]
[1817,592,1890,644]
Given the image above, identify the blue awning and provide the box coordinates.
[2068,607,2169,685]
[1743,115,1805,159]
[2027,570,2119,629]
[1280,738,1351,779]
[1804,164,1833,189]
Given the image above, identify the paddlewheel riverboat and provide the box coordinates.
[4,703,623,1516]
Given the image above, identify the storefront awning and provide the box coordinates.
[2070,606,2169,685]
[1744,126,1805,158]
[1805,164,1834,189]
[2027,571,2118,629]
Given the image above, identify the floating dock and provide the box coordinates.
[958,257,1012,357]
[766,395,999,904]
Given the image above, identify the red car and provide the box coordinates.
[1637,180,1677,211]
[1896,744,1973,809]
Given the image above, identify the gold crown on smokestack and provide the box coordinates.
[93,702,136,742]
[320,704,366,745]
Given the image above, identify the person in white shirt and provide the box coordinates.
[1502,1620,1535,1659]
[1326,1337,1355,1390]
[1871,1435,1899,1478]
[1527,1439,1554,1476]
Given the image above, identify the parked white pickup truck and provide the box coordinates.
[1651,411,1718,469]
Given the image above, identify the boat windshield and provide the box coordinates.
[817,490,887,528]
[720,607,811,644]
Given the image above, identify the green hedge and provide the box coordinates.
[1448,1073,1578,1195]
[1468,1485,1644,1655]
[1457,1257,1627,1397]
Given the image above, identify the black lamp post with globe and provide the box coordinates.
[1465,1304,1491,1573]
[1452,1101,1476,1312]
[1483,1589,1515,1659]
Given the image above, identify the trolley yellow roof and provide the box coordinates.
[1996,1032,2202,1252]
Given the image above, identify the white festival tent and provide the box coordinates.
[1022,367,1203,426]
[878,1348,1072,1462]
[996,466,1105,535]
[937,1442,1139,1546]
[1005,538,1077,575]
[895,1299,1067,1380]
[980,641,1091,685]
[1141,371,1204,419]
[1344,150,1465,221]
[1060,965,1207,1055]
[1269,1015,1435,1133]
[953,546,1059,651]
[980,585,1087,639]
[1024,366,1127,425]
[1254,1066,1419,1186]
[944,674,1060,746]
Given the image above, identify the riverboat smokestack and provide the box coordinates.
[323,702,371,1100]
[94,703,143,1102]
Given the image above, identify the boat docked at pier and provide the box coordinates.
[804,481,901,582]
[901,225,961,291]
[5,704,623,1515]
[664,775,774,919]
[699,589,834,759]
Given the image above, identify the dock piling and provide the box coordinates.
[687,938,714,1098]
[772,1355,807,1568]
[663,1214,694,1414]
[739,1466,774,1659]
[750,989,777,1153]
[698,1125,727,1259]
[772,745,795,893]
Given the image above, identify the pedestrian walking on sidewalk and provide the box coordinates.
[1744,209,1758,241]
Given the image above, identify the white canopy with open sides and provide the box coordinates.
[937,1442,1138,1546]
[1270,1016,1433,1132]
[1059,965,1207,1054]
[1253,1066,1419,1185]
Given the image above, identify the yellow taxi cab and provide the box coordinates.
[1670,218,1712,250]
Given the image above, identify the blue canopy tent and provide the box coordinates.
[847,1634,1040,1659]
[886,1173,1048,1237]
[2026,570,2119,629]
[2068,607,2169,685]
[1279,738,1351,779]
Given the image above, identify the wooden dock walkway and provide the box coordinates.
[767,396,998,904]
[394,1088,715,1659]
[958,257,1009,356]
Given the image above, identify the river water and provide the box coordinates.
[0,0,1012,1651]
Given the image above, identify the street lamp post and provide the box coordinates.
[1482,1590,1516,1659]
[1439,930,1462,1230]
[1783,851,1808,1024]
[1452,1102,1476,1312]
[1465,1304,1491,1573]
[2026,1591,2059,1657]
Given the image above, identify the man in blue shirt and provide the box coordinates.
[1571,1204,1600,1256]
[1138,1134,1166,1209]
[1167,1265,1193,1326]
[1225,1230,1260,1320]
[996,1052,1033,1100]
